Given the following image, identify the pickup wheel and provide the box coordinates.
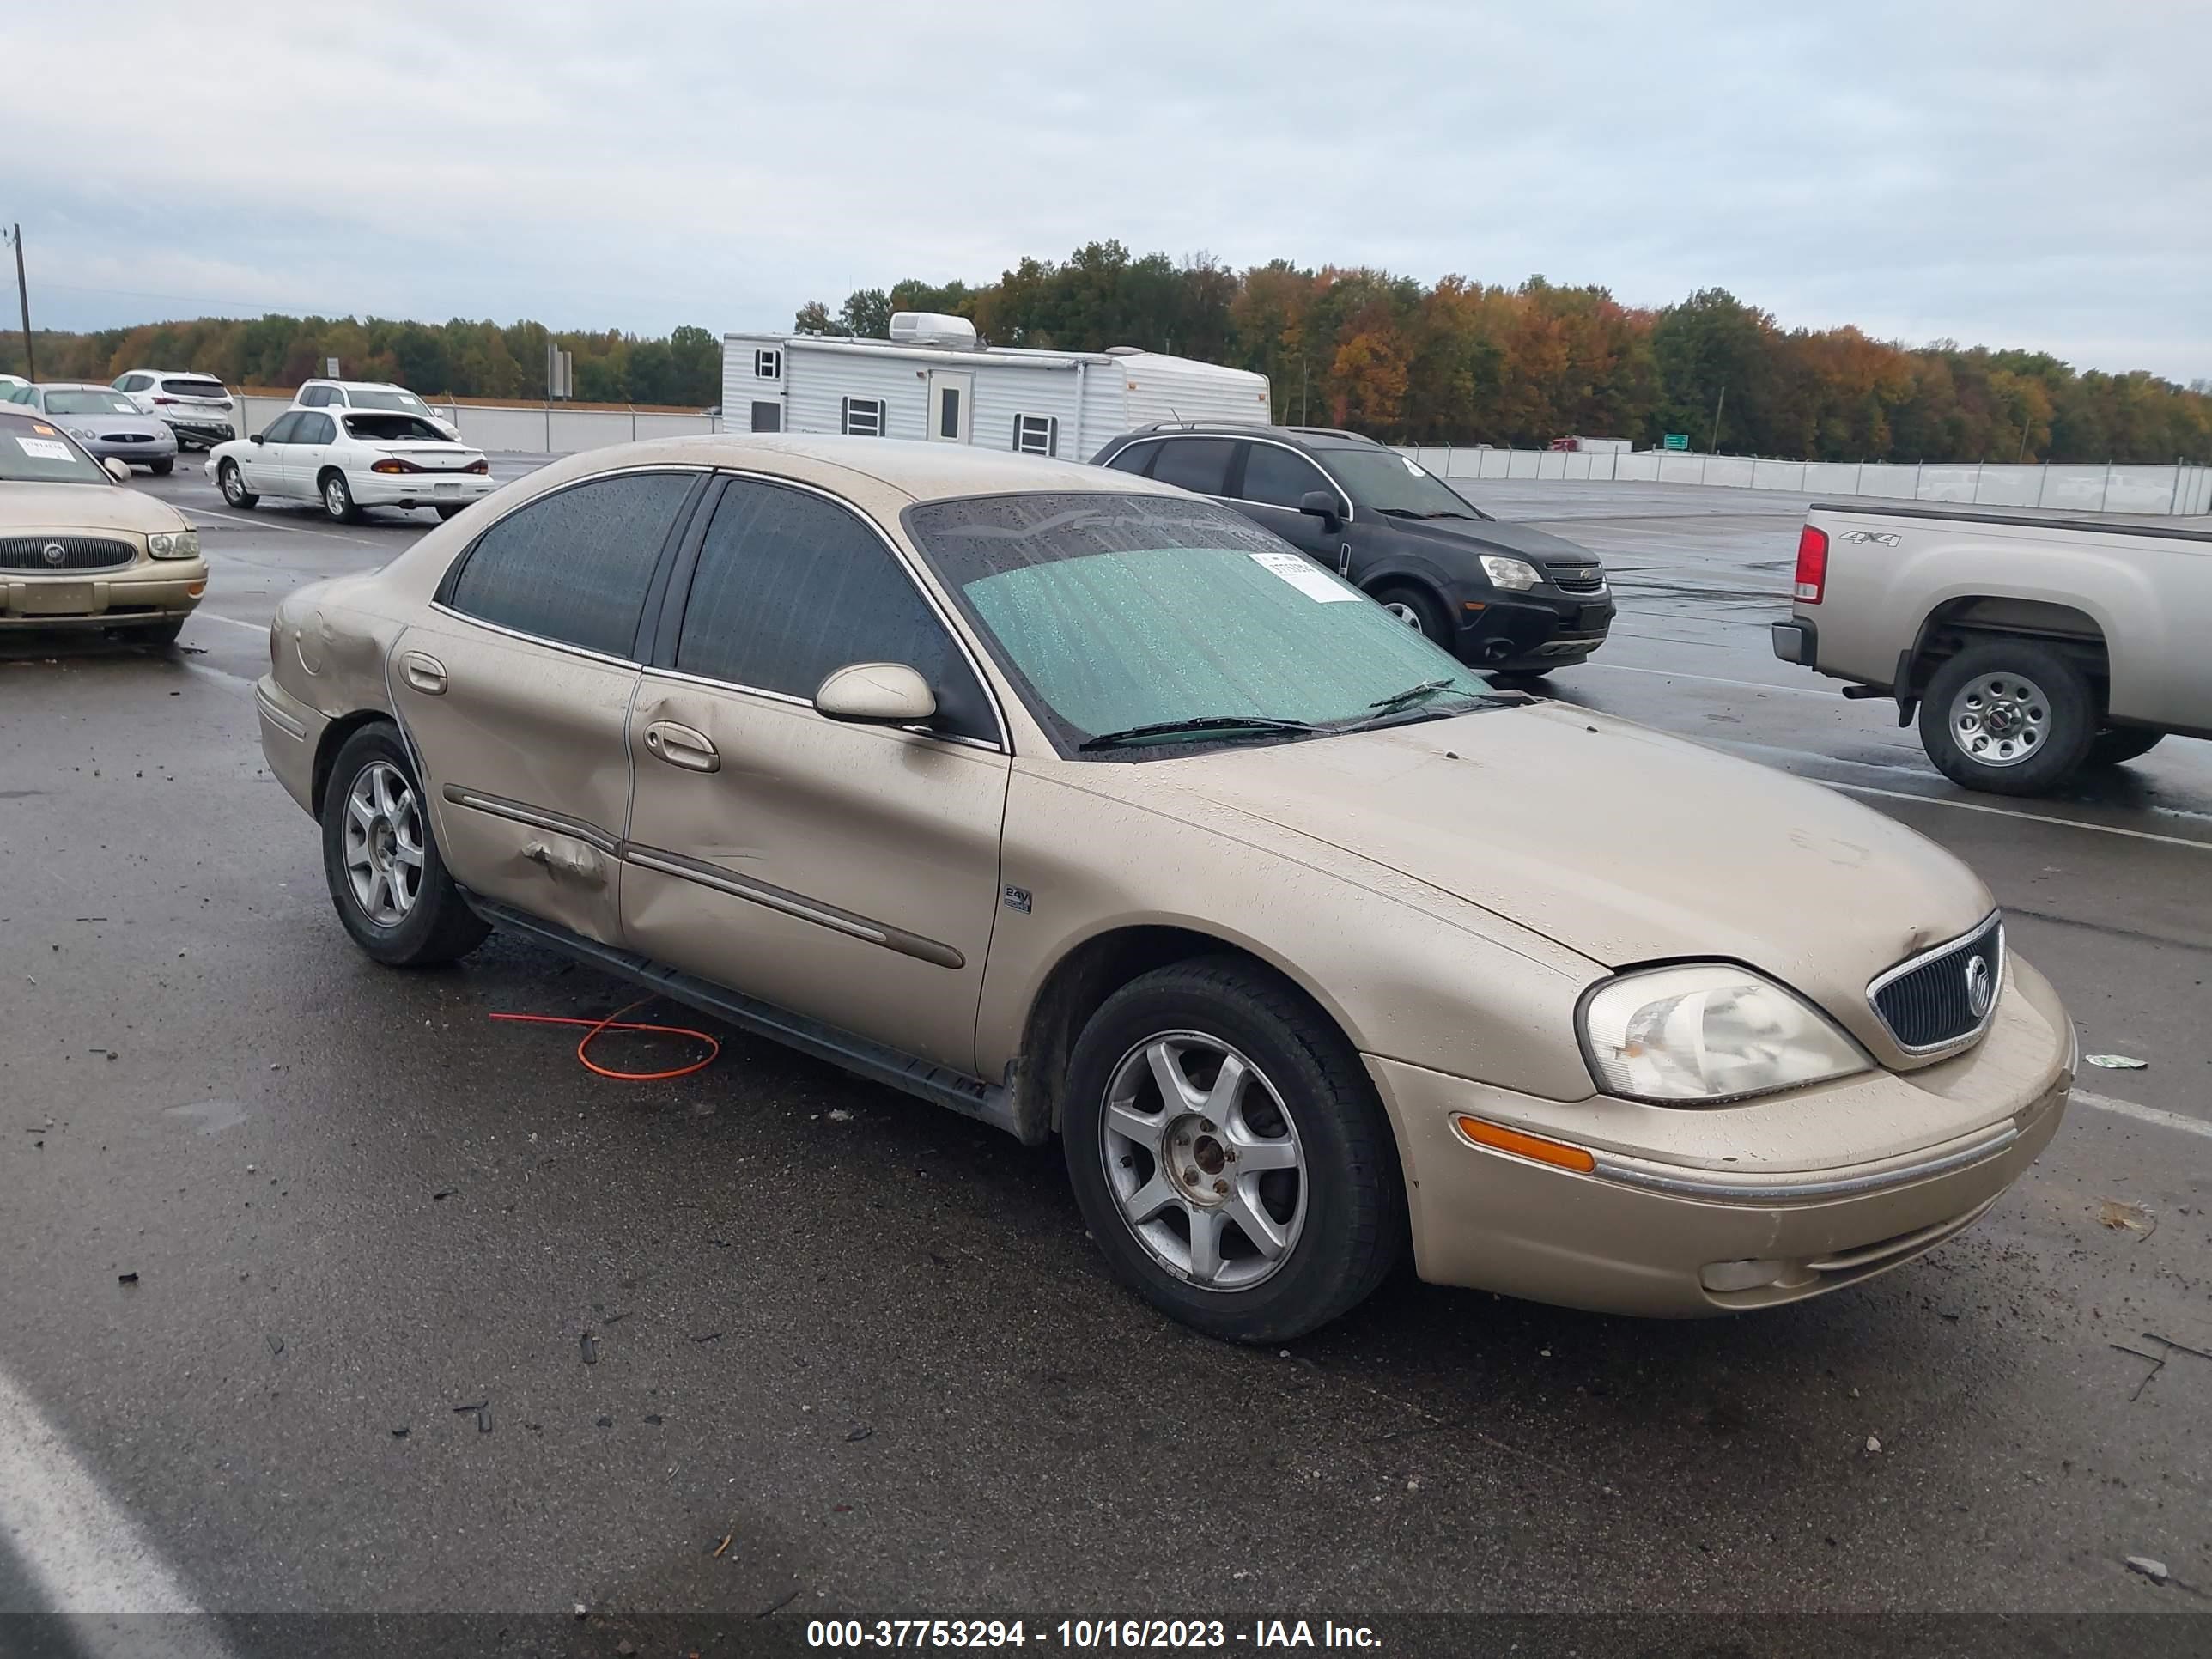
[2085,728,2165,768]
[1918,641,2095,796]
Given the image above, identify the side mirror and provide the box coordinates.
[250,432,265,445]
[103,457,132,483]
[813,662,937,726]
[1298,489,1343,532]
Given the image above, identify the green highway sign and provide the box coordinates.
[1662,433,1690,451]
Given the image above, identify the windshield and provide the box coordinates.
[905,491,1496,755]
[0,419,106,483]
[46,391,143,416]
[1320,448,1491,519]
[348,387,434,416]
[343,413,449,442]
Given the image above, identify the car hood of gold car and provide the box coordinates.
[2,478,191,537]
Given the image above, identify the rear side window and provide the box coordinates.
[673,478,994,740]
[1147,439,1233,495]
[298,386,329,406]
[296,412,336,444]
[1103,442,1157,477]
[448,472,696,658]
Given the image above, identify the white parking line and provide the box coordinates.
[185,507,379,547]
[1827,781,2212,852]
[1576,659,1833,697]
[2073,1089,2212,1144]
[190,611,267,635]
[0,1364,229,1640]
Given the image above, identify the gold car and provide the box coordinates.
[256,438,2070,1340]
[0,405,207,641]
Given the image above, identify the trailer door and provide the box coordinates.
[927,369,975,443]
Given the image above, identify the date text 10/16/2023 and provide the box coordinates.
[807,1621,1382,1650]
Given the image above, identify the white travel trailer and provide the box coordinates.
[720,313,1272,460]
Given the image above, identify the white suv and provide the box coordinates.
[293,379,459,440]
[113,370,239,449]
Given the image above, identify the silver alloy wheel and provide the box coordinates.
[221,463,244,503]
[1385,601,1425,632]
[1949,672,2051,769]
[1100,1031,1307,1291]
[325,477,348,518]
[343,760,424,926]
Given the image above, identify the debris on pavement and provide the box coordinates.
[2124,1556,2169,1585]
[265,1334,283,1357]
[117,1272,138,1285]
[572,1603,588,1621]
[2084,1054,2148,1070]
[391,1426,409,1438]
[2099,1200,2156,1236]
[580,1332,599,1365]
[1864,1436,1882,1454]
[845,1425,872,1443]
[712,1534,732,1559]
[455,1401,491,1433]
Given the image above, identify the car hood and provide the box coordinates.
[1381,513,1601,568]
[1134,702,1993,1061]
[0,480,187,534]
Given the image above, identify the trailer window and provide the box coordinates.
[755,349,782,380]
[1013,415,1058,458]
[842,398,885,438]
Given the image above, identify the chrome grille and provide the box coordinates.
[1869,915,2004,1054]
[0,536,137,572]
[1550,567,1607,593]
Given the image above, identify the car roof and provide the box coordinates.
[36,383,127,393]
[305,379,416,392]
[1109,422,1382,451]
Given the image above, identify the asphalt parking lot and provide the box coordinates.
[3,461,2208,1649]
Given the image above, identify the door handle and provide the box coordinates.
[401,651,447,696]
[644,720,720,774]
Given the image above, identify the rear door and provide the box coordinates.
[392,468,706,943]
[623,473,1010,1073]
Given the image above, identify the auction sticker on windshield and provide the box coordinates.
[1251,550,1360,602]
[12,435,75,462]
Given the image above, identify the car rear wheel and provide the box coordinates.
[2084,727,2164,768]
[218,460,257,508]
[1372,583,1449,641]
[149,458,174,477]
[321,471,359,523]
[1061,957,1404,1342]
[320,724,489,968]
[1918,640,2095,796]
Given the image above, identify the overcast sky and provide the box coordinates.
[4,2,2206,379]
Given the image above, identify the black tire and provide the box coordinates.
[2084,727,2165,768]
[435,504,467,522]
[133,617,185,646]
[319,470,359,523]
[1370,582,1450,643]
[218,460,258,509]
[1918,639,2096,797]
[149,458,174,477]
[320,723,489,968]
[1061,956,1405,1343]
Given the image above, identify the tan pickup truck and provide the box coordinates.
[1771,502,2211,795]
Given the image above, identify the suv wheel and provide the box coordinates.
[1918,640,2095,796]
[1062,957,1404,1342]
[1372,583,1448,641]
[320,723,489,967]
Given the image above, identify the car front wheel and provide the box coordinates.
[219,460,257,508]
[150,458,174,476]
[320,723,489,967]
[1372,583,1449,641]
[1062,957,1405,1342]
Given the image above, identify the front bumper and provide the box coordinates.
[346,469,496,508]
[1455,589,1613,672]
[1,564,207,627]
[1366,954,2071,1316]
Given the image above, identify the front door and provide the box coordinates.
[240,412,295,494]
[391,469,704,943]
[927,370,974,444]
[287,410,337,501]
[1231,441,1353,575]
[623,474,1009,1073]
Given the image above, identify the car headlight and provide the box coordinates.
[1479,554,1542,591]
[148,529,200,560]
[1579,964,1869,1103]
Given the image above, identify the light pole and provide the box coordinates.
[4,224,31,382]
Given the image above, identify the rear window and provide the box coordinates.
[161,378,228,399]
[343,413,448,442]
[348,387,434,416]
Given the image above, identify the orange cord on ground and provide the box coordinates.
[489,995,720,1081]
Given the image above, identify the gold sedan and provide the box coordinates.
[0,405,206,642]
[255,436,2071,1341]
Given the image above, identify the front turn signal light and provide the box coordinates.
[1452,1115,1596,1173]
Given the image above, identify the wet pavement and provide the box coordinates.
[2,464,2207,1643]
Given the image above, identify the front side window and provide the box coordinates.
[1240,443,1339,512]
[673,478,994,740]
[260,412,301,445]
[1146,438,1233,496]
[841,397,885,437]
[1012,414,1058,458]
[1319,447,1491,520]
[447,471,696,657]
[906,491,1492,755]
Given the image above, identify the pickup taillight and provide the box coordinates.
[1793,525,1829,604]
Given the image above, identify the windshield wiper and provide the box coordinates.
[1350,679,1525,728]
[1367,678,1459,714]
[1078,715,1323,752]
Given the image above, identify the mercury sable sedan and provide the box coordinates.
[255,436,2071,1340]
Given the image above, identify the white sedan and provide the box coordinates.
[206,409,495,523]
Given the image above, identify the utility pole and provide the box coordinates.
[1708,382,1726,454]
[7,224,31,383]
[1300,356,1309,425]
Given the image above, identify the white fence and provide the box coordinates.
[234,394,717,454]
[1400,445,2212,518]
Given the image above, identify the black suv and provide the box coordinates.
[1091,424,1613,673]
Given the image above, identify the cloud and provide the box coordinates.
[3,0,2205,377]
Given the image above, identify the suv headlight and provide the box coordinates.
[1479,554,1541,591]
[148,529,200,560]
[1579,964,1869,1103]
